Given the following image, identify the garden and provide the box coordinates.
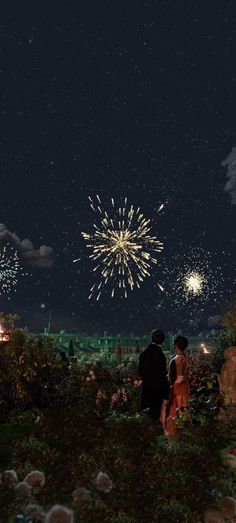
[0,309,236,523]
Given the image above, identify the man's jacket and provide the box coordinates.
[138,343,169,398]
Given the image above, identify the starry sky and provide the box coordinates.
[0,1,235,335]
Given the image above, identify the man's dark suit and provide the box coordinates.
[138,343,169,421]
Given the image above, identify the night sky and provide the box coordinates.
[0,1,235,335]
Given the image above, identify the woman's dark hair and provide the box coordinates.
[151,329,165,345]
[174,335,188,352]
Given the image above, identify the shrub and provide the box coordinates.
[0,332,67,413]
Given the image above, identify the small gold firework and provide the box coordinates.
[78,195,163,299]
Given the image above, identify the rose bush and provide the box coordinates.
[1,333,236,522]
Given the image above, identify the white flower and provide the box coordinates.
[1,469,18,485]
[94,471,113,493]
[73,486,91,503]
[45,505,74,523]
[14,481,31,498]
[24,470,45,487]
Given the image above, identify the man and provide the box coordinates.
[138,329,169,422]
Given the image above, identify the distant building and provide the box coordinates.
[26,330,218,356]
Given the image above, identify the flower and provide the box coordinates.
[94,471,113,493]
[73,486,91,503]
[25,504,45,521]
[96,388,107,405]
[133,379,142,388]
[1,469,18,485]
[24,470,45,487]
[88,370,96,380]
[15,481,31,498]
[45,505,74,523]
[203,508,223,522]
[110,388,128,408]
[225,456,236,468]
[217,496,236,517]
[226,448,236,455]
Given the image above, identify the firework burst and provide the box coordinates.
[77,195,163,299]
[160,248,225,310]
[0,244,21,295]
[183,270,206,297]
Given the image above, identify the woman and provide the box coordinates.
[161,335,190,437]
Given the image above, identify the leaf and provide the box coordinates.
[207,381,213,389]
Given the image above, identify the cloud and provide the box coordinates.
[222,146,236,204]
[207,315,220,328]
[0,224,54,269]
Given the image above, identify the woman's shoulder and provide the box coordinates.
[175,354,187,365]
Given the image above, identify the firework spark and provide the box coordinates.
[77,195,163,299]
[0,244,21,295]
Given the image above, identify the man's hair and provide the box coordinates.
[151,329,165,345]
[174,335,188,351]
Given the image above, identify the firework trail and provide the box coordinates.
[76,195,164,299]
[0,244,21,295]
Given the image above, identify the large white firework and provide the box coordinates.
[78,195,164,299]
[0,244,21,295]
[160,248,225,310]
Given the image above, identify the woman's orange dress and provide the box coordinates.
[164,354,190,437]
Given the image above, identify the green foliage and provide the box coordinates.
[186,352,220,426]
[210,327,236,373]
[0,421,37,470]
[0,332,67,414]
[1,333,236,522]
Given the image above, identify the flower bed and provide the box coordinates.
[1,332,236,522]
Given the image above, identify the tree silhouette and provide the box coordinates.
[68,338,75,357]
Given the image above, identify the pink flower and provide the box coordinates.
[227,449,236,455]
[110,387,128,407]
[24,470,45,487]
[1,469,18,485]
[15,481,31,498]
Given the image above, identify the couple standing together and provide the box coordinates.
[138,329,189,436]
